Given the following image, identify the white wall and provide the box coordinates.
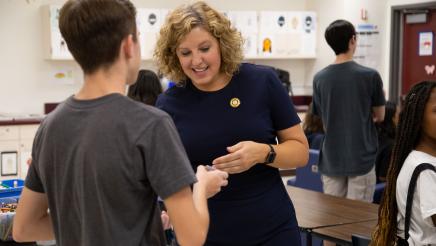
[0,0,80,115]
[0,0,310,115]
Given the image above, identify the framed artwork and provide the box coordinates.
[1,151,18,176]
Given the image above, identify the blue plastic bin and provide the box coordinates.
[0,179,24,198]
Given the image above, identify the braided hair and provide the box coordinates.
[371,81,436,245]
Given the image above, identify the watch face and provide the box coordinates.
[262,144,276,164]
[267,151,276,163]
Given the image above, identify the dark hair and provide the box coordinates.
[376,101,397,139]
[59,0,137,74]
[324,19,356,55]
[372,81,436,246]
[303,103,324,134]
[128,70,163,106]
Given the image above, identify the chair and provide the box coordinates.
[287,149,323,192]
[373,182,386,204]
[351,234,371,246]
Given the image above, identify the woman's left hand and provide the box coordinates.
[212,141,268,174]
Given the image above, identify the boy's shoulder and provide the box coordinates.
[350,61,378,74]
[43,94,170,130]
[315,61,378,79]
[122,96,172,124]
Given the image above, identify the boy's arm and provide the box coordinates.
[164,166,228,246]
[13,187,55,242]
[164,186,208,246]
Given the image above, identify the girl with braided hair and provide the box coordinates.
[372,81,436,246]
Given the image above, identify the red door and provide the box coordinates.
[402,10,436,95]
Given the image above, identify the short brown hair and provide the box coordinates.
[59,0,137,74]
[154,1,244,83]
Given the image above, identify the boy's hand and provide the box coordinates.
[195,165,228,199]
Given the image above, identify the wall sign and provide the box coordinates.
[419,32,433,56]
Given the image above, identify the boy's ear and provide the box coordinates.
[122,34,135,59]
[350,35,357,46]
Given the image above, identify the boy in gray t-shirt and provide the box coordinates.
[12,1,228,246]
[312,19,385,203]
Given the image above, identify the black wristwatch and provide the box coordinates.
[262,144,276,165]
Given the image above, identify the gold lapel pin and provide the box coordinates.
[230,98,241,108]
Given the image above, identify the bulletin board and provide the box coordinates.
[44,5,317,60]
[258,11,317,58]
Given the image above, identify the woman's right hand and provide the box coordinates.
[195,165,228,199]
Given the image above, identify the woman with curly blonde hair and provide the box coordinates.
[154,2,243,85]
[154,1,309,245]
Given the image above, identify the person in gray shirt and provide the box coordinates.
[12,1,228,246]
[312,19,385,203]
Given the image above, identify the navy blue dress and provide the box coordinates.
[156,63,301,245]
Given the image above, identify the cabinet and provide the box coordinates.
[0,125,39,181]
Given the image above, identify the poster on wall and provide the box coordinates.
[137,9,168,59]
[259,11,291,56]
[287,12,303,33]
[226,11,258,57]
[354,24,380,69]
[258,34,275,56]
[49,6,73,59]
[259,11,316,57]
[49,66,75,85]
[301,12,316,34]
[301,12,316,57]
[1,152,18,176]
[419,32,433,56]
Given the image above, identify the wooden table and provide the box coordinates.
[312,219,377,246]
[286,186,379,245]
